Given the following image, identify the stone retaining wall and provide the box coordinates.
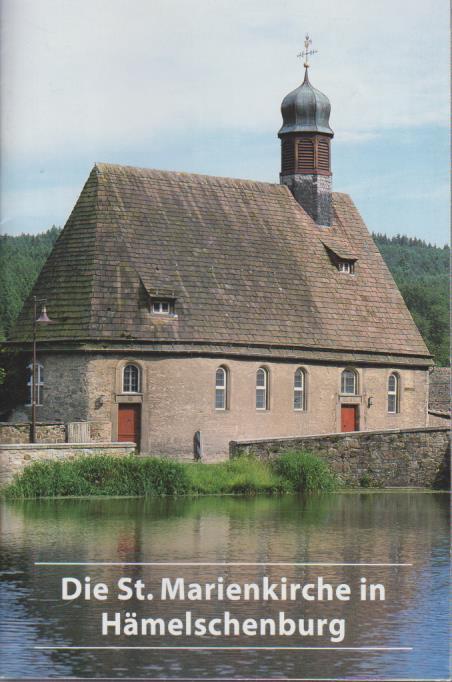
[0,422,66,444]
[0,442,135,486]
[230,427,450,488]
[0,421,112,445]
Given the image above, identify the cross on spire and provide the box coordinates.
[297,34,317,69]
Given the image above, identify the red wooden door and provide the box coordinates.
[341,405,358,433]
[118,404,141,445]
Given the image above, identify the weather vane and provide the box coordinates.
[297,34,317,69]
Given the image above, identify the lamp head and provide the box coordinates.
[36,305,54,324]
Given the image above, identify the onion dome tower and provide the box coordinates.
[278,35,334,227]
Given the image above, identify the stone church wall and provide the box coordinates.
[9,352,91,424]
[9,353,429,459]
[84,353,428,458]
[428,410,450,427]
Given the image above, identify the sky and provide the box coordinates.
[1,0,449,244]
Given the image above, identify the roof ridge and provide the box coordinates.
[95,163,354,198]
[93,162,285,191]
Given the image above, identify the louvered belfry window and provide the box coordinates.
[281,134,331,175]
[317,138,330,172]
[297,137,315,173]
[281,138,295,173]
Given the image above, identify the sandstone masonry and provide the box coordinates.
[0,422,66,444]
[230,426,450,488]
[8,353,430,459]
[0,420,112,444]
[0,442,135,486]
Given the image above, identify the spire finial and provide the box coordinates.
[297,34,317,72]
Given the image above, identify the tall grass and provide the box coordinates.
[187,457,290,495]
[3,451,338,499]
[272,451,337,493]
[4,455,191,499]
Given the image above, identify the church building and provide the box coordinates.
[7,54,432,458]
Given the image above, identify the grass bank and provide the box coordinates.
[2,451,338,498]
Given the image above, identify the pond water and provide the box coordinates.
[0,492,449,680]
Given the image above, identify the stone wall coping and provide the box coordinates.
[230,426,449,447]
[0,442,135,451]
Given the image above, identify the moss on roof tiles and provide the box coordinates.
[8,163,429,359]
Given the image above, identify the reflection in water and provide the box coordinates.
[0,493,449,679]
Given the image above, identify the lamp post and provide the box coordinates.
[31,296,54,443]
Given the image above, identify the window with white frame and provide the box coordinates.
[215,367,228,410]
[294,367,306,410]
[338,260,354,274]
[26,363,44,406]
[256,367,269,410]
[123,364,140,393]
[341,369,357,395]
[151,300,172,315]
[388,373,400,413]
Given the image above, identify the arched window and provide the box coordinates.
[388,373,400,413]
[341,369,357,395]
[294,368,306,411]
[215,367,228,410]
[123,364,140,393]
[256,367,269,410]
[26,363,44,406]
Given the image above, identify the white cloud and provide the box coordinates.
[1,0,449,161]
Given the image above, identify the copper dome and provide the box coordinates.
[278,70,334,137]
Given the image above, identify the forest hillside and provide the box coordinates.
[0,228,449,365]
[373,233,449,366]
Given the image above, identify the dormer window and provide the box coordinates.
[151,300,173,315]
[321,241,357,275]
[338,260,354,274]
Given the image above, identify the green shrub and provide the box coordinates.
[271,450,337,493]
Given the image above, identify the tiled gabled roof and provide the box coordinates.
[9,163,430,362]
